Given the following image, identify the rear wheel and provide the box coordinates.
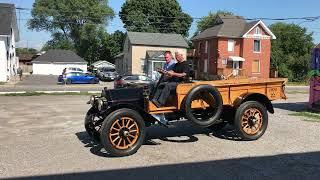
[100,108,146,157]
[90,79,96,84]
[234,101,268,140]
[65,79,72,84]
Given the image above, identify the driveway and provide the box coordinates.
[16,75,59,86]
[0,93,319,179]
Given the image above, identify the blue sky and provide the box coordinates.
[1,0,320,50]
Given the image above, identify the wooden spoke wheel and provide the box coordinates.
[234,101,268,141]
[100,108,146,157]
[109,117,139,150]
[241,108,263,135]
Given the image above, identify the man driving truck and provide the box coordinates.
[152,50,190,107]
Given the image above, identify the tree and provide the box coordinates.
[42,32,74,51]
[105,30,125,60]
[269,22,314,81]
[16,48,38,56]
[29,0,114,62]
[119,0,192,37]
[195,10,233,33]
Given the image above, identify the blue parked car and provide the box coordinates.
[58,72,99,84]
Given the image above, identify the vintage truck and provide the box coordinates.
[85,77,287,156]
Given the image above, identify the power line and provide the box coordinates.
[13,7,320,22]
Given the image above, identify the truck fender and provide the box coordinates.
[233,93,274,114]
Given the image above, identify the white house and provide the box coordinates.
[0,3,20,82]
[31,49,87,75]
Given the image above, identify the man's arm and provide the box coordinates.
[166,71,186,77]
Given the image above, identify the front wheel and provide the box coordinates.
[100,108,146,157]
[234,101,268,140]
[84,107,103,142]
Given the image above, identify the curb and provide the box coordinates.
[0,91,101,95]
[286,86,309,88]
[0,91,26,94]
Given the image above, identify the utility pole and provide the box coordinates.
[18,8,21,38]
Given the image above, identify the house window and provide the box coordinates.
[254,40,261,52]
[222,58,228,65]
[204,59,208,73]
[228,40,234,52]
[252,60,260,73]
[254,27,261,35]
[205,41,208,53]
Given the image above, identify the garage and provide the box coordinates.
[32,49,87,75]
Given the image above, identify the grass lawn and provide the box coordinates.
[287,82,309,86]
[289,111,320,122]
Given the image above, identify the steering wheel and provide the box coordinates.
[149,72,166,98]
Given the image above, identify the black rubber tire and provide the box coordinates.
[84,107,101,142]
[100,108,146,157]
[90,79,96,84]
[234,101,268,141]
[65,79,72,84]
[184,84,223,127]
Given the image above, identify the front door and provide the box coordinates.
[232,61,240,76]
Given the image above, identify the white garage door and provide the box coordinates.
[33,63,87,75]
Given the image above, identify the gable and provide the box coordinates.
[242,20,276,39]
[247,24,269,35]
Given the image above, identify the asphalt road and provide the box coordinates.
[0,93,319,179]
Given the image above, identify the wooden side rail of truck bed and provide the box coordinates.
[148,78,287,114]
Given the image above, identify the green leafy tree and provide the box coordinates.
[119,0,192,37]
[196,10,233,33]
[105,30,125,60]
[29,0,114,62]
[16,48,38,56]
[269,22,314,82]
[42,32,74,51]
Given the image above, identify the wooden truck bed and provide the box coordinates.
[148,78,287,114]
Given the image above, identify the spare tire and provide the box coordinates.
[184,84,223,127]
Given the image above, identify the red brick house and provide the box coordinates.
[192,14,276,79]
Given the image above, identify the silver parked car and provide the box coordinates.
[114,74,153,88]
[97,68,118,81]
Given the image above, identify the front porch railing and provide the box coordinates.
[217,68,247,79]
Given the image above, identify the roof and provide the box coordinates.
[0,3,19,41]
[115,52,124,58]
[127,32,188,48]
[192,14,274,40]
[31,50,87,64]
[18,54,35,61]
[146,50,165,60]
[91,60,115,67]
